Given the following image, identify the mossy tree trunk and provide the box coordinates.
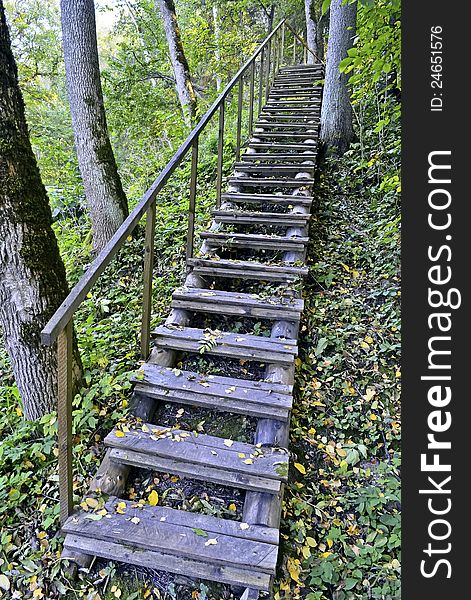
[60,0,128,254]
[320,0,357,155]
[158,0,197,126]
[0,2,82,420]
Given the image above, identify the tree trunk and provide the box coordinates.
[60,0,128,254]
[0,2,81,420]
[158,0,197,126]
[304,0,317,63]
[320,0,357,155]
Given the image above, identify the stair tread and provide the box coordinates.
[152,324,297,364]
[133,363,292,420]
[200,231,308,251]
[63,498,278,588]
[241,153,317,161]
[227,176,314,186]
[187,257,307,275]
[171,285,303,319]
[222,192,313,204]
[187,257,308,282]
[245,142,317,151]
[105,423,289,492]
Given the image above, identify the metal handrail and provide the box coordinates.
[40,20,320,524]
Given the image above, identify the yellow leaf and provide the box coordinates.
[142,424,150,433]
[294,463,306,475]
[287,557,301,583]
[365,336,374,344]
[327,538,333,548]
[306,536,317,548]
[148,490,159,506]
[302,546,311,559]
[115,431,125,438]
[86,497,98,508]
[228,503,237,512]
[369,414,378,421]
[243,459,253,465]
[320,551,332,558]
[238,453,245,458]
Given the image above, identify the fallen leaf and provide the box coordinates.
[148,490,159,506]
[223,439,234,447]
[240,522,250,530]
[205,538,218,546]
[115,431,125,438]
[294,462,306,474]
[131,517,140,524]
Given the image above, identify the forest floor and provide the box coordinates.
[0,140,400,599]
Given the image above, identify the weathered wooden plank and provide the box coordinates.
[241,153,318,162]
[221,192,313,205]
[245,142,317,152]
[233,164,315,174]
[135,363,292,398]
[171,286,303,320]
[152,325,297,364]
[200,231,308,251]
[186,258,308,282]
[63,499,279,573]
[249,132,318,139]
[68,498,279,543]
[187,257,308,277]
[110,447,282,493]
[226,177,314,187]
[212,210,310,226]
[106,424,289,478]
[254,123,319,130]
[63,535,273,590]
[134,385,290,421]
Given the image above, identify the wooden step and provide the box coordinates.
[261,107,320,114]
[257,114,319,121]
[241,153,317,162]
[233,163,314,174]
[187,257,308,282]
[105,423,289,492]
[255,122,319,129]
[212,209,310,226]
[246,142,317,151]
[227,176,313,188]
[152,325,298,364]
[171,286,303,320]
[200,231,308,252]
[250,132,318,140]
[221,191,313,205]
[133,363,293,421]
[63,498,278,590]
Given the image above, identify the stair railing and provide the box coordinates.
[40,20,320,525]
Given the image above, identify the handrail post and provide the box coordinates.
[265,39,272,101]
[215,101,225,207]
[140,200,157,359]
[248,60,255,136]
[57,320,73,525]
[235,78,243,162]
[281,22,285,66]
[258,47,265,115]
[186,138,199,262]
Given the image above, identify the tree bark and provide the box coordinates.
[305,0,317,63]
[320,0,357,155]
[60,0,128,254]
[0,2,81,420]
[158,0,197,126]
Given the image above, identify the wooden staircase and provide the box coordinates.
[60,61,323,596]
